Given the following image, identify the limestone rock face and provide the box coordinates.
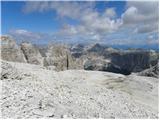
[84,58,131,75]
[44,44,75,71]
[20,42,43,65]
[138,63,159,78]
[87,43,106,54]
[109,50,159,73]
[84,58,109,71]
[82,44,159,75]
[1,36,26,62]
[70,44,84,58]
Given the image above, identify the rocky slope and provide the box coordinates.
[0,60,158,118]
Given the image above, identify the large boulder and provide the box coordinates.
[1,36,26,62]
[20,42,43,65]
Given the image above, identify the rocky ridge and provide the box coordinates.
[0,36,159,77]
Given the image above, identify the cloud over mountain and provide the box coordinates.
[5,1,158,47]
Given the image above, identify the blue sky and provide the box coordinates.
[2,1,126,34]
[2,1,61,33]
[1,1,159,48]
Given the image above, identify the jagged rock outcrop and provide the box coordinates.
[44,44,75,71]
[1,36,26,62]
[138,63,159,78]
[86,43,106,54]
[70,44,84,58]
[20,42,44,65]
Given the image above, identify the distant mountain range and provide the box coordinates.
[1,35,159,77]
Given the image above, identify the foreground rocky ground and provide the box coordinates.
[0,60,158,118]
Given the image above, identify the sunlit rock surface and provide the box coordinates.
[1,36,26,63]
[20,42,44,65]
[0,60,158,119]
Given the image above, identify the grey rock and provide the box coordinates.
[109,50,159,73]
[1,61,22,80]
[86,43,106,54]
[44,44,75,71]
[20,42,43,65]
[84,59,131,75]
[138,63,159,78]
[1,36,26,63]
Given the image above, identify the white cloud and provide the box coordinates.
[147,34,159,45]
[22,1,158,45]
[23,1,95,19]
[104,8,116,18]
[134,23,158,33]
[23,1,123,41]
[9,29,41,39]
[8,29,53,44]
[122,1,158,33]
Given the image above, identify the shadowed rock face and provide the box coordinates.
[84,59,131,75]
[138,63,159,78]
[109,50,158,73]
[20,42,44,65]
[1,36,26,63]
[82,44,158,75]
[87,43,106,54]
[70,44,84,58]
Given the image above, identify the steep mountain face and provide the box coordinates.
[70,44,85,58]
[20,42,44,65]
[87,43,106,54]
[1,36,26,63]
[44,44,76,71]
[84,58,131,75]
[138,63,159,78]
[109,50,158,73]
[81,43,158,74]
